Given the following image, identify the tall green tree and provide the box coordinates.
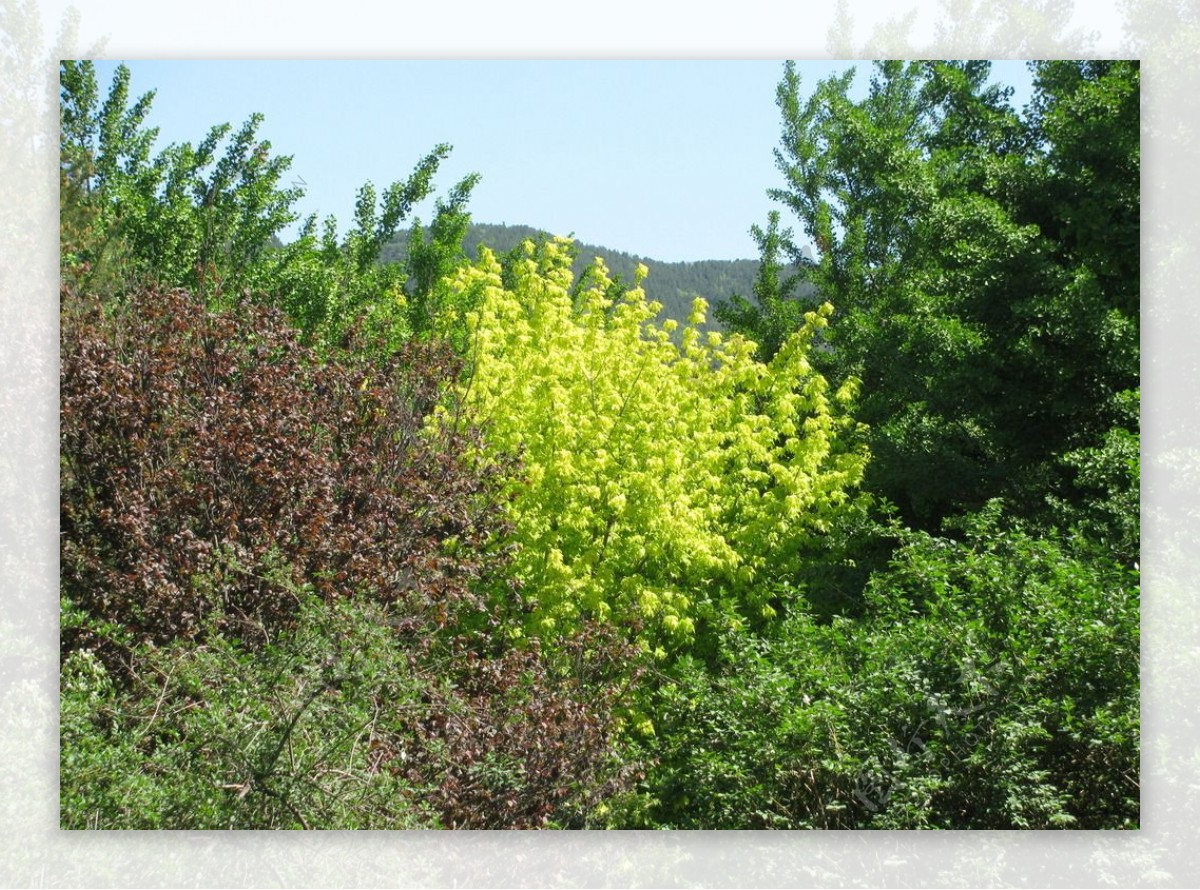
[60,61,482,354]
[59,60,154,294]
[262,145,479,350]
[403,170,482,350]
[725,60,1139,535]
[60,60,302,301]
[713,210,809,360]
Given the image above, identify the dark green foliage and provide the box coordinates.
[725,60,1140,534]
[628,504,1139,829]
[714,210,815,360]
[623,624,860,829]
[666,61,1141,832]
[1046,387,1140,564]
[1024,61,1140,323]
[850,506,1140,829]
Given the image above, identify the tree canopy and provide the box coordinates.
[721,60,1139,542]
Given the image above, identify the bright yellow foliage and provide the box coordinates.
[436,237,867,650]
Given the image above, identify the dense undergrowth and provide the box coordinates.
[60,59,1139,829]
[60,284,642,829]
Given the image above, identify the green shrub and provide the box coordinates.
[61,593,440,829]
[628,503,1139,829]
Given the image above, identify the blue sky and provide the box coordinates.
[90,60,1035,263]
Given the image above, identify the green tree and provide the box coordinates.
[59,60,152,294]
[730,60,1139,534]
[434,237,869,671]
[713,210,810,360]
[60,60,302,301]
[60,61,482,354]
[261,145,479,350]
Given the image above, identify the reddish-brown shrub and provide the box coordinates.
[61,285,507,654]
[399,625,645,828]
[60,285,644,828]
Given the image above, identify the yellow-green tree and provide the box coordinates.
[437,237,868,658]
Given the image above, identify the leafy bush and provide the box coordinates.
[61,594,440,829]
[60,284,642,828]
[405,622,646,829]
[61,588,642,830]
[1046,388,1140,566]
[630,504,1139,829]
[435,236,869,656]
[61,285,502,653]
[854,505,1140,828]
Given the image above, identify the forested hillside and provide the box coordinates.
[59,59,1139,830]
[380,221,783,326]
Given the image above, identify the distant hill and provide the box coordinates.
[379,222,769,326]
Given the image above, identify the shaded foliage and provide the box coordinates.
[723,60,1140,536]
[628,505,1139,830]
